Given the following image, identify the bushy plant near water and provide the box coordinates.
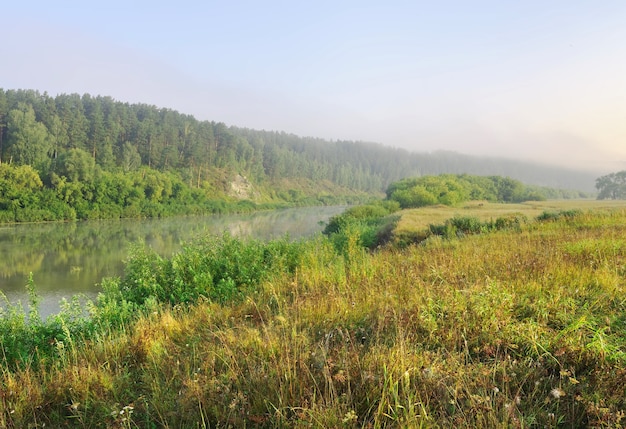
[0,274,94,369]
[117,233,306,307]
[324,200,401,249]
[0,233,307,370]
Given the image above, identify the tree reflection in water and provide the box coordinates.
[0,206,345,317]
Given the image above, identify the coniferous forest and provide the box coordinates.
[0,89,594,222]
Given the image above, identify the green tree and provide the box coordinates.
[0,164,44,215]
[489,176,525,202]
[120,142,141,173]
[53,148,96,183]
[47,115,69,161]
[0,89,8,162]
[596,171,626,200]
[6,103,52,173]
[83,94,106,159]
[56,94,89,150]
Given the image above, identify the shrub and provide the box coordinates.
[324,202,401,250]
[429,216,488,239]
[114,233,305,307]
[449,216,487,234]
[537,209,583,222]
[494,213,527,231]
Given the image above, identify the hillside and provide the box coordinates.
[0,89,599,192]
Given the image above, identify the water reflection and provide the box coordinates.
[0,206,345,316]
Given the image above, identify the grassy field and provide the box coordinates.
[395,199,626,236]
[2,201,626,427]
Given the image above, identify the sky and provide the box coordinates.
[3,1,626,173]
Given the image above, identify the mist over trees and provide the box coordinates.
[0,88,596,222]
[0,90,598,188]
[596,171,626,199]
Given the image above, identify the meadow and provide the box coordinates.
[1,201,626,428]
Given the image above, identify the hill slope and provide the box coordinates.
[0,88,598,199]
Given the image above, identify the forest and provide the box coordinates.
[0,89,594,222]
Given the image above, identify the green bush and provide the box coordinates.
[537,209,583,222]
[429,213,530,240]
[0,275,94,369]
[115,233,305,307]
[324,202,401,250]
[449,216,487,234]
[429,216,491,239]
[494,213,527,231]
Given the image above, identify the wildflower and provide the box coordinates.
[342,410,358,424]
[333,370,347,383]
[550,387,565,399]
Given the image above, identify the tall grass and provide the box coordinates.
[2,207,626,427]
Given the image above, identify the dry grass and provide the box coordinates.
[394,199,626,239]
[2,202,626,427]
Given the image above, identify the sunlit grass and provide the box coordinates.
[394,199,626,245]
[2,202,626,427]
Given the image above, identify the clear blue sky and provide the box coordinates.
[3,1,626,172]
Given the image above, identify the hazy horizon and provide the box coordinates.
[3,1,625,174]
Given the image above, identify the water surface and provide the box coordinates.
[0,206,345,317]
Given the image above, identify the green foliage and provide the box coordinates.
[90,277,138,328]
[596,170,626,199]
[52,148,96,183]
[537,209,583,222]
[114,234,306,307]
[0,89,596,224]
[386,174,579,209]
[6,103,52,174]
[429,216,485,238]
[429,214,529,239]
[494,213,527,230]
[0,164,45,220]
[0,274,93,370]
[324,201,401,249]
[120,141,141,172]
[0,233,309,370]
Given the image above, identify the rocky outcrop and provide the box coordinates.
[229,174,260,200]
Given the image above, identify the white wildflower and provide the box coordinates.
[550,387,565,399]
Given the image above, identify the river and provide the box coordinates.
[0,205,346,318]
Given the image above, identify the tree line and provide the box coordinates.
[0,89,397,193]
[596,171,626,200]
[0,88,595,222]
[385,174,582,208]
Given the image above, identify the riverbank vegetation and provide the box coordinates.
[385,174,586,208]
[2,200,626,427]
[0,89,595,223]
[0,162,365,223]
